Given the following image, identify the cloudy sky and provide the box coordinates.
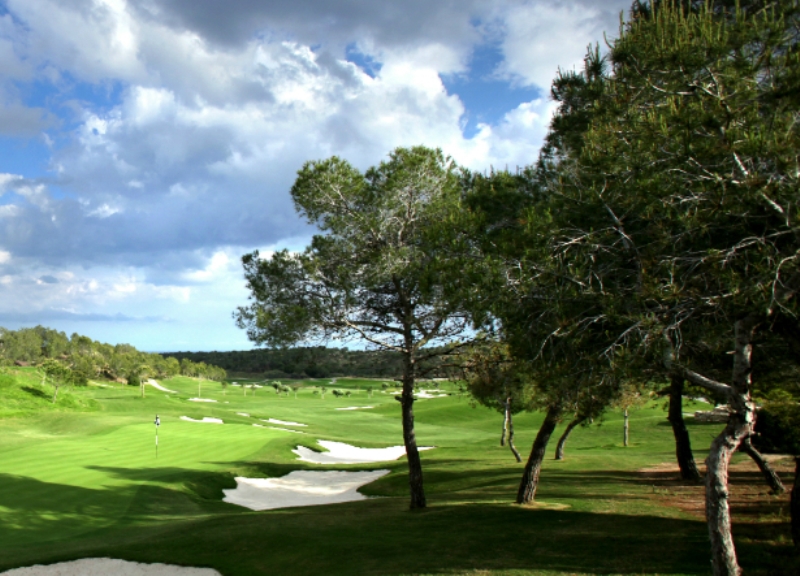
[0,0,631,352]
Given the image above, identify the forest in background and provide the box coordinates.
[161,346,449,379]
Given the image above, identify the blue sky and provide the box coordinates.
[0,0,630,352]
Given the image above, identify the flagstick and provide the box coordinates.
[154,415,161,459]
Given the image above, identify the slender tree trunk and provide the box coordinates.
[400,351,426,509]
[792,457,800,548]
[140,378,145,398]
[705,315,761,576]
[507,411,522,463]
[668,374,701,481]
[51,384,59,404]
[555,416,585,461]
[501,397,510,447]
[516,404,562,504]
[738,437,785,494]
[623,409,629,447]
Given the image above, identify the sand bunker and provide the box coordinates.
[415,391,448,399]
[223,469,389,511]
[0,558,221,576]
[294,440,433,464]
[335,406,374,411]
[180,416,223,424]
[188,398,217,403]
[237,412,250,417]
[264,418,306,427]
[269,427,305,434]
[147,379,177,393]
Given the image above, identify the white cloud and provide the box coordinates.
[496,0,630,89]
[0,0,634,350]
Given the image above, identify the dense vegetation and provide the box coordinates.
[0,325,227,389]
[162,347,405,378]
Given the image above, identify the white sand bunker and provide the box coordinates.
[147,379,178,393]
[270,427,305,434]
[264,418,306,427]
[188,398,217,403]
[223,469,389,511]
[335,406,374,411]
[180,416,223,424]
[294,440,433,464]
[415,390,448,399]
[237,412,250,417]
[0,558,221,576]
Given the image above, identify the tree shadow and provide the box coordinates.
[21,386,48,399]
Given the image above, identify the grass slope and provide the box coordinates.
[0,371,794,575]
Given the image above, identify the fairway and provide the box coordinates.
[0,372,794,575]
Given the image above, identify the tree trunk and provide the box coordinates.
[51,384,59,404]
[705,315,761,576]
[501,397,510,447]
[668,374,701,481]
[401,357,426,509]
[555,416,585,461]
[140,378,145,398]
[738,437,785,494]
[792,457,800,548]
[623,409,629,447]
[516,404,562,504]
[507,411,522,462]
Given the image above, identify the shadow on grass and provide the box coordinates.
[21,386,48,399]
[0,465,794,575]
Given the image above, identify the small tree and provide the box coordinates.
[459,342,532,462]
[42,359,73,403]
[611,382,651,448]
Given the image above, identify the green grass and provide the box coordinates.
[0,369,794,575]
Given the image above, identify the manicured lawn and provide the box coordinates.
[0,370,794,575]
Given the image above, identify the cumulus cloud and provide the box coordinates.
[496,0,631,89]
[0,0,631,349]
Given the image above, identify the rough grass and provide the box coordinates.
[0,370,795,575]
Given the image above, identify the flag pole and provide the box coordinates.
[154,415,160,458]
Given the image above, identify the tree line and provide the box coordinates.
[160,346,405,378]
[0,326,226,396]
[234,2,800,574]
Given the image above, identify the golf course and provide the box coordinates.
[0,369,794,575]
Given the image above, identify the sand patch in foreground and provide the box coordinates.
[335,406,374,411]
[223,469,389,511]
[0,558,221,576]
[294,440,433,464]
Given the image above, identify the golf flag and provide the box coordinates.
[154,415,160,457]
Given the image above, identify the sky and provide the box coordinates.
[0,0,632,352]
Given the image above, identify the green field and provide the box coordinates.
[0,370,794,575]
